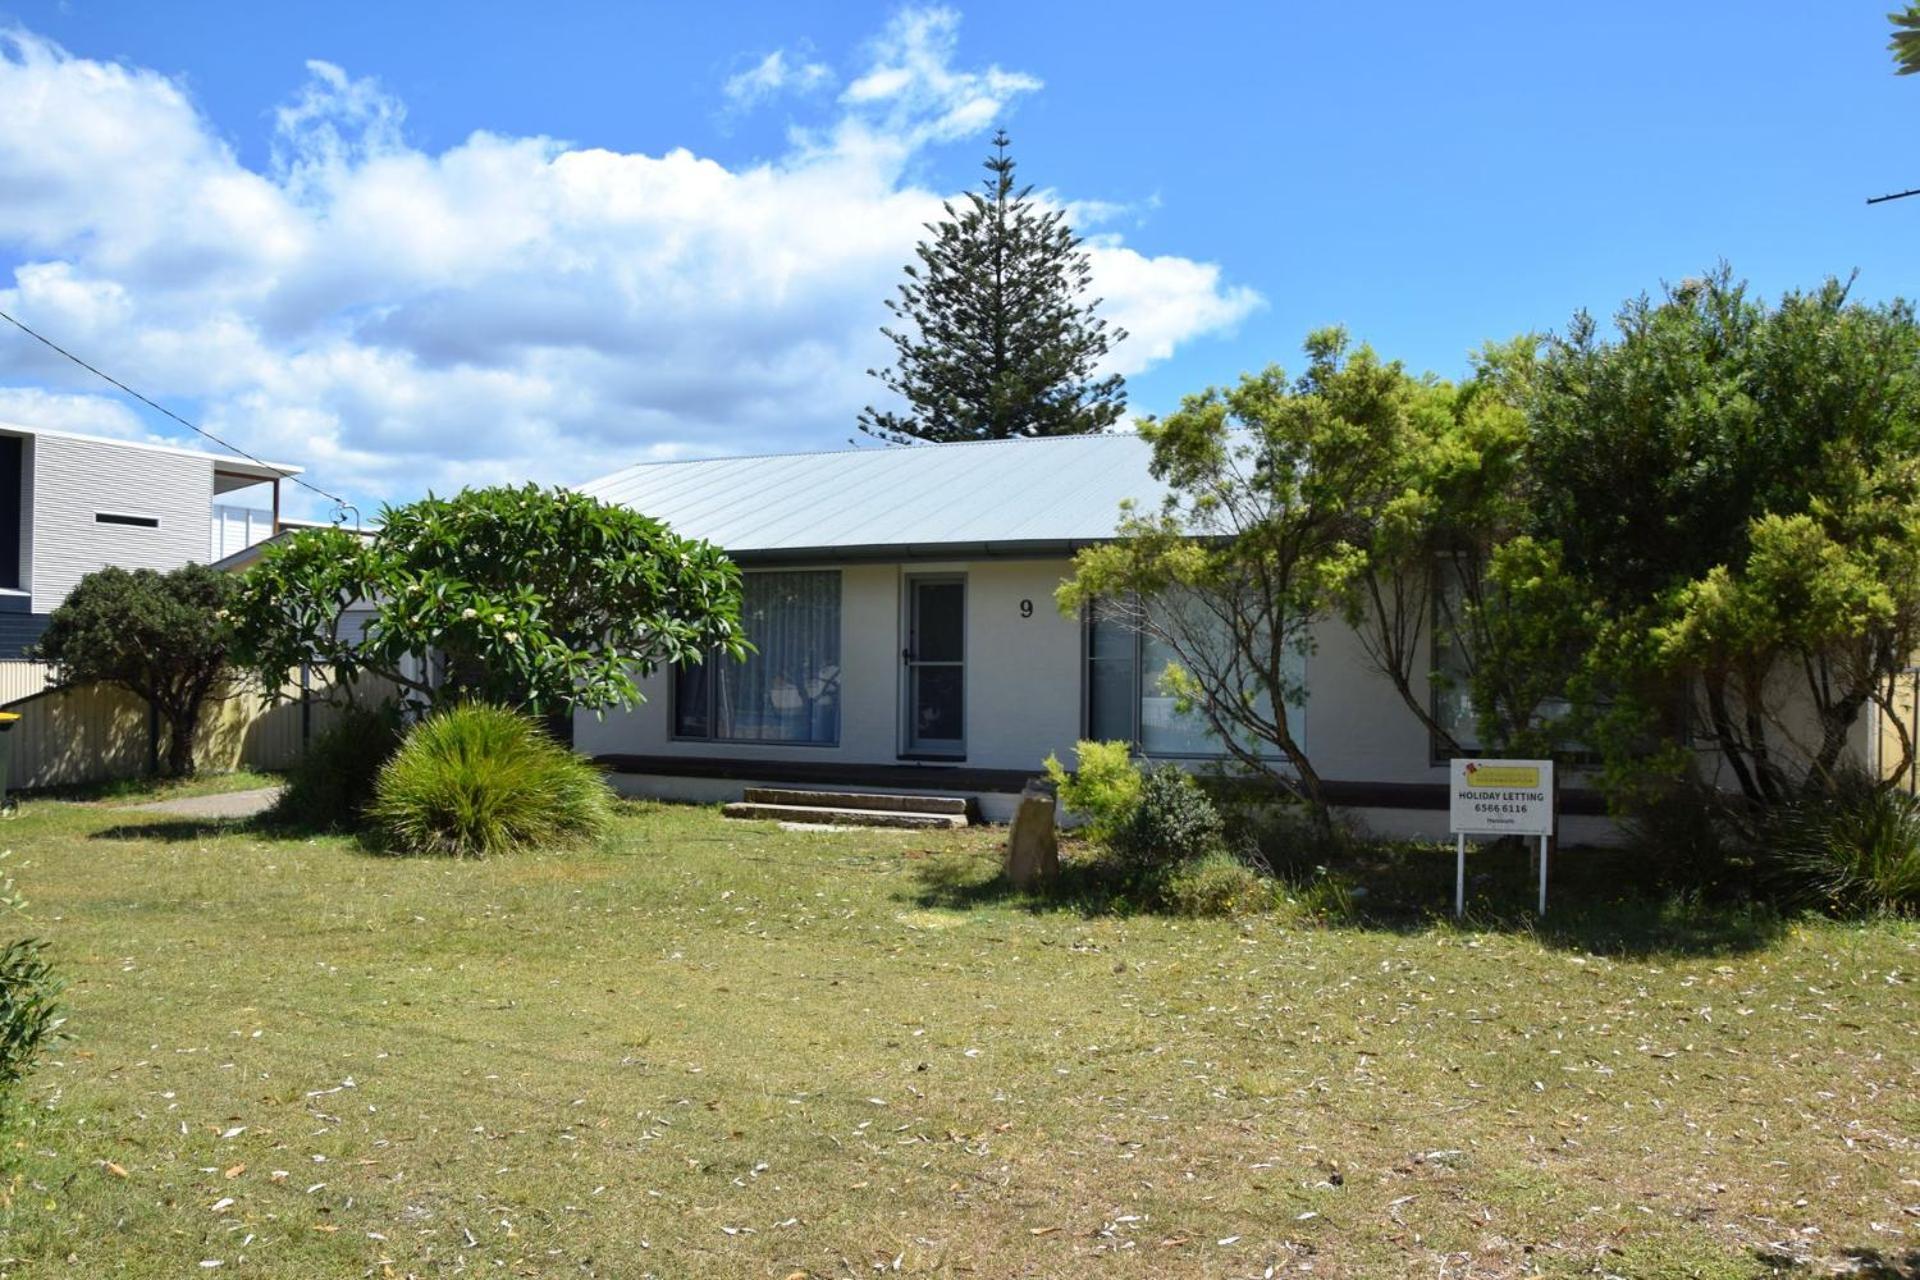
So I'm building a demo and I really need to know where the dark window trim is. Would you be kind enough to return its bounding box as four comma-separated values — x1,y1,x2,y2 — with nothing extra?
670,568,843,748
95,511,161,529
1081,595,1297,763
1426,557,1600,768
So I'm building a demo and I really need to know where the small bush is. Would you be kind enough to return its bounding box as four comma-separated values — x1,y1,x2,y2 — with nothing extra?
1286,867,1360,922
369,704,613,858
1158,852,1271,917
1223,800,1359,878
1621,783,1736,893
0,937,62,1110
272,702,405,830
1044,740,1143,845
1755,773,1920,916
1111,765,1227,870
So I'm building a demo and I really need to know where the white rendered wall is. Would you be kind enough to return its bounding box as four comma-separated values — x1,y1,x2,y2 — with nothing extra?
575,559,1088,775
580,554,1879,839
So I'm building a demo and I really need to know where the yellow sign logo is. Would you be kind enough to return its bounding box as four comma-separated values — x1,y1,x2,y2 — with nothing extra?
1462,763,1541,789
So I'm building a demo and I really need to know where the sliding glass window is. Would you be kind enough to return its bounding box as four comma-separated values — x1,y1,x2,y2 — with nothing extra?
1429,556,1580,758
673,570,841,746
1084,595,1303,759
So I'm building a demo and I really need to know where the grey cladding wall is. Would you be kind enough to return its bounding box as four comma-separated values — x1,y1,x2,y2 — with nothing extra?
28,433,214,607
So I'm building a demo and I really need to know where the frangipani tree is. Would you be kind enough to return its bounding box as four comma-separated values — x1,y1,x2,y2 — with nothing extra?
231,485,746,716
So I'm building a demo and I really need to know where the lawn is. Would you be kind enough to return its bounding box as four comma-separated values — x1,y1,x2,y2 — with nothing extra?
0,791,1914,1278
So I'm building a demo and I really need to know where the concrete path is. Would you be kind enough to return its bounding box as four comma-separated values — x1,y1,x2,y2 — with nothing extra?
119,787,282,820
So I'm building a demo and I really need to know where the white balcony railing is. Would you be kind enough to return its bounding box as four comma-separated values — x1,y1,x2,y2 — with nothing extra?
211,504,275,562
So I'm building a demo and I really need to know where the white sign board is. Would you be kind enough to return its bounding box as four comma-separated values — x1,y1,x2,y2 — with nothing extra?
1449,758,1555,837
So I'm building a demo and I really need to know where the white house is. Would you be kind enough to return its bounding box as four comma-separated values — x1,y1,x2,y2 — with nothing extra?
0,421,298,658
575,432,1865,837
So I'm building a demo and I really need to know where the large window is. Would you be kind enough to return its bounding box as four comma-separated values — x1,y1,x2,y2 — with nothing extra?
1085,597,1303,759
673,570,841,745
1429,560,1577,757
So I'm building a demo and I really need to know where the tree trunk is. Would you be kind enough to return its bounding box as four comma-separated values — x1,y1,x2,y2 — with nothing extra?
165,708,199,778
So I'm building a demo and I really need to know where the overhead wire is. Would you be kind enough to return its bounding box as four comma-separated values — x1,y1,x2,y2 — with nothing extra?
0,306,357,522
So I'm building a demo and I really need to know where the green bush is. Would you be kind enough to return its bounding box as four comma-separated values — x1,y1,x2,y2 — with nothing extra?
1111,764,1227,870
1223,800,1360,878
1043,740,1143,845
0,937,62,1111
1754,773,1920,917
1621,783,1737,893
369,704,613,858
1285,867,1360,922
272,702,405,830
1158,851,1271,917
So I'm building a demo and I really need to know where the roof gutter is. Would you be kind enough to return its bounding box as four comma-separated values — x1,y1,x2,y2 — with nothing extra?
728,538,1113,566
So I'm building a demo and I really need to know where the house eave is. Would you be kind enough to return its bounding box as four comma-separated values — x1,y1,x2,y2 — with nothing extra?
728,538,1114,566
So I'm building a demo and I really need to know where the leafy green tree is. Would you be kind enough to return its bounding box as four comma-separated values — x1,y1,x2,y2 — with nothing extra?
1058,331,1426,826
859,131,1127,444
33,564,236,777
1524,270,1920,802
230,485,747,716
1337,336,1591,756
1893,3,1920,76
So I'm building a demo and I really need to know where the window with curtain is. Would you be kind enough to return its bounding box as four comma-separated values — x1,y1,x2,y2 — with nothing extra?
1085,596,1302,758
673,570,841,745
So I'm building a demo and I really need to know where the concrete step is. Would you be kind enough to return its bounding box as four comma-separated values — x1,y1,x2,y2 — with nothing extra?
722,801,967,830
742,787,969,816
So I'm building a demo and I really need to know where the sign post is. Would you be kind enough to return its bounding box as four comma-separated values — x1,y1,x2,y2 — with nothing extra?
1447,758,1556,917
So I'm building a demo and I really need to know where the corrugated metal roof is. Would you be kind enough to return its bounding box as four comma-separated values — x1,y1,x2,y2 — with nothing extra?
577,434,1167,560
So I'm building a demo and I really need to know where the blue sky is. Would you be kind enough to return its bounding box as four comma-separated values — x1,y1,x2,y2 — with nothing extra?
0,2,1911,517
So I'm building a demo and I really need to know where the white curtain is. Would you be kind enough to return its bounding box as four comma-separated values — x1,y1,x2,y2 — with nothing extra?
716,571,841,744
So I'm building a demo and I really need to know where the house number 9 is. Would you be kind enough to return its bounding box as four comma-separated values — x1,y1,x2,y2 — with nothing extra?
1019,599,1034,618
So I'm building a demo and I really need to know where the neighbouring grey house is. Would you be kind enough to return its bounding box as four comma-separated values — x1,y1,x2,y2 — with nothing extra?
576,432,1868,837
0,420,299,658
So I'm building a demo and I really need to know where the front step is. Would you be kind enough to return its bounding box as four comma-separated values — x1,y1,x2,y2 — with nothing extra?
722,801,967,830
742,787,968,816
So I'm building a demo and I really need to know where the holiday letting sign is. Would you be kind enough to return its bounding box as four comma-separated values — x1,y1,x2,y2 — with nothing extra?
1448,758,1555,838
1446,757,1558,916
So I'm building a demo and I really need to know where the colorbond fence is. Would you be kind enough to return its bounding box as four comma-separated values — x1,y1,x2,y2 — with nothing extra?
0,670,402,792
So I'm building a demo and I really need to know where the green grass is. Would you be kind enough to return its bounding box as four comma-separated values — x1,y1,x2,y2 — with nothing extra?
0,799,1914,1277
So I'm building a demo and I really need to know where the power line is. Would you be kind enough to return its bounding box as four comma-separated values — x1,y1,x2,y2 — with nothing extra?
1867,186,1920,205
0,305,355,516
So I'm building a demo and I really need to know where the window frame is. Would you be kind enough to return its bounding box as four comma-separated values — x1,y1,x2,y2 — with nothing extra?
94,511,162,529
670,567,843,749
1080,596,1302,762
1426,556,1594,766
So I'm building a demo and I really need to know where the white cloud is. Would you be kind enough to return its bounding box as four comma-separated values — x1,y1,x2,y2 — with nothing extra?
723,49,833,109
0,385,148,439
0,12,1259,519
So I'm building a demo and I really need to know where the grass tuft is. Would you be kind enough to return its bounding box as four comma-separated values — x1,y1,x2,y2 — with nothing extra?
368,703,612,857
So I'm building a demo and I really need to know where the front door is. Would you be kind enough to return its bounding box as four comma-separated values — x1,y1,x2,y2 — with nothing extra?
905,576,965,756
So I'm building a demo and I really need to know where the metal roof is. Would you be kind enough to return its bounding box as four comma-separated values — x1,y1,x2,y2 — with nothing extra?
576,434,1169,562
0,419,303,483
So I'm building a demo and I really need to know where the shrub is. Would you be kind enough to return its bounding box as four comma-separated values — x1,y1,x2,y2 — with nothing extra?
272,702,405,831
1620,783,1737,893
1754,772,1920,917
1158,851,1270,918
1223,800,1360,878
1111,764,1227,870
1043,740,1143,845
0,938,62,1113
1285,867,1360,922
369,705,613,858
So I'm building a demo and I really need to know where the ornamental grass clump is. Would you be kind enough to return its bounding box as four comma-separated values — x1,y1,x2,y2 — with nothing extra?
1753,771,1920,917
369,704,613,858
